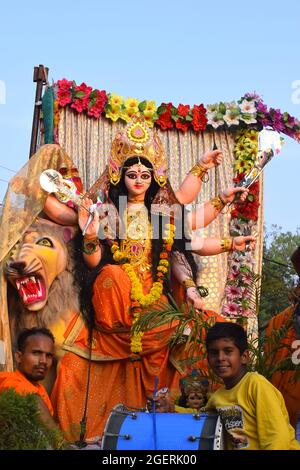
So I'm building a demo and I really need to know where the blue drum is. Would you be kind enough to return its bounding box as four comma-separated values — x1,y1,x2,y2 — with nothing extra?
102,404,225,450
296,413,300,443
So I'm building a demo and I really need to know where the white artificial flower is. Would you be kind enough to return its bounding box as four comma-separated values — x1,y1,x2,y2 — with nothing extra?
223,110,240,126
239,99,256,114
240,113,257,124
207,112,224,129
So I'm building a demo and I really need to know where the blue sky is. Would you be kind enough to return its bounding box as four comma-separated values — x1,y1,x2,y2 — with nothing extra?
0,0,299,232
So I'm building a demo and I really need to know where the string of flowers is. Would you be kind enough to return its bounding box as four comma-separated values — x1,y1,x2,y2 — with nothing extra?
221,129,260,319
110,223,175,354
53,80,300,140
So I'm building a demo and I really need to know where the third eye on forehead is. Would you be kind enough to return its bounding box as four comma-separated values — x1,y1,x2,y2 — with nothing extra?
125,171,151,180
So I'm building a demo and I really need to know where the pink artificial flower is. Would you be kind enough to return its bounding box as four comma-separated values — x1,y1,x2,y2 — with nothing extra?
225,285,242,299
222,302,240,317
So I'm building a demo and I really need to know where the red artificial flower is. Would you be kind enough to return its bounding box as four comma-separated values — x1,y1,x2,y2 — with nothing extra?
71,82,93,113
177,104,190,118
57,79,73,107
175,119,189,132
156,103,174,130
156,110,173,130
87,89,108,119
191,104,208,132
231,173,260,221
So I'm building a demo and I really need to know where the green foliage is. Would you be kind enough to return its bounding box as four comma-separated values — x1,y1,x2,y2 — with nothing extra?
0,389,65,450
134,296,299,383
247,315,300,381
259,224,300,326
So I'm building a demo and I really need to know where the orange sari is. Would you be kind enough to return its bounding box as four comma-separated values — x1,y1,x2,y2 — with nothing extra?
51,262,222,440
51,265,182,440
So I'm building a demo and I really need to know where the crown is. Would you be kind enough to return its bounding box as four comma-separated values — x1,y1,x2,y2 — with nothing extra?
108,114,168,187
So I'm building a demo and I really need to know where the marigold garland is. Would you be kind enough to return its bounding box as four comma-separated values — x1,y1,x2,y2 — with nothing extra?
110,223,175,353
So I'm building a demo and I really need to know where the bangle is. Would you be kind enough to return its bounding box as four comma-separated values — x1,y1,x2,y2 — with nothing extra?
183,278,196,290
210,195,226,212
82,237,100,255
220,237,233,252
189,164,208,182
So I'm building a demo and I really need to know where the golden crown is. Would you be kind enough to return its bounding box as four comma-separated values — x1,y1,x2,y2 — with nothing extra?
108,114,168,187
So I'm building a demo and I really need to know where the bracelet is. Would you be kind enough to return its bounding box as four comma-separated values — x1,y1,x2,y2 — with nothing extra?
183,278,197,290
220,237,233,252
82,236,100,255
210,195,226,212
189,163,208,182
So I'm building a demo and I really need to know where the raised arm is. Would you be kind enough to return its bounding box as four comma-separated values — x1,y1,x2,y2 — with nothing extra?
187,187,249,230
43,194,78,225
191,235,256,256
78,197,102,269
175,150,223,204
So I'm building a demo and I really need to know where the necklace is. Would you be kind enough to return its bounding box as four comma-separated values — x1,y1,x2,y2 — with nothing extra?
111,221,175,353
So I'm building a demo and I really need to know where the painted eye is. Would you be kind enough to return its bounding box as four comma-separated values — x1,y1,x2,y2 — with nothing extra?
126,173,137,179
141,174,151,180
36,237,53,247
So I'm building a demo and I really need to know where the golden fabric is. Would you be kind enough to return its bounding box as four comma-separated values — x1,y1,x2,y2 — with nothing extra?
0,144,78,371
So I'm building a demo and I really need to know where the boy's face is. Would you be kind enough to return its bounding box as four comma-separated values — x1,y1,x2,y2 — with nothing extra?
207,338,248,388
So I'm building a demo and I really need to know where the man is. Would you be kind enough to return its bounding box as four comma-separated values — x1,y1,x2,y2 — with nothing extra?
0,327,55,422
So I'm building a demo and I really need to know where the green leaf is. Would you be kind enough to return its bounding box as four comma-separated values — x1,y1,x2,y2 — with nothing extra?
74,91,86,99
138,100,147,112
218,102,226,114
157,105,167,114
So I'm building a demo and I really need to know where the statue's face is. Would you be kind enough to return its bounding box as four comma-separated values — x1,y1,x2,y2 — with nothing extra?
124,164,152,199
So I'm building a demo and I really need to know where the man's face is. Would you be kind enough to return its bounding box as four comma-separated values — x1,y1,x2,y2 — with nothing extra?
207,338,248,387
15,334,54,384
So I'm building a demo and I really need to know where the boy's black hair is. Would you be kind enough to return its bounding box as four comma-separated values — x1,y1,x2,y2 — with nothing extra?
205,322,248,354
17,327,55,352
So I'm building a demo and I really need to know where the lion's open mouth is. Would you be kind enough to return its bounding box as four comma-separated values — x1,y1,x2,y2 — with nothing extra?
15,276,46,305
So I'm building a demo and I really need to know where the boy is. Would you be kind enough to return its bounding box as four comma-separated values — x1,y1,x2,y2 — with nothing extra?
205,322,300,450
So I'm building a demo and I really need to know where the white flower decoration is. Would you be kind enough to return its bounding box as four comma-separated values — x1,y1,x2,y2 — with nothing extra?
239,99,256,114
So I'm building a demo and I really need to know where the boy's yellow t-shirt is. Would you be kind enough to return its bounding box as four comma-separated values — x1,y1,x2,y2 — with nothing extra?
205,372,300,450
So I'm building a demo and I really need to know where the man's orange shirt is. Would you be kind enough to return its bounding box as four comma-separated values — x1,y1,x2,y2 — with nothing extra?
0,369,53,416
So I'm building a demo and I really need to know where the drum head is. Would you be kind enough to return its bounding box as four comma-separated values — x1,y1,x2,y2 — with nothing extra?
102,407,225,450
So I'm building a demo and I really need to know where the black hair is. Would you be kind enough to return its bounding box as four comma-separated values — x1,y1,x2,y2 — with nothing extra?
205,322,248,354
17,327,55,352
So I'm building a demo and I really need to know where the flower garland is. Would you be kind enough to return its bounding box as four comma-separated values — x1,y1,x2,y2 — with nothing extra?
53,80,300,141
111,223,175,353
221,129,260,319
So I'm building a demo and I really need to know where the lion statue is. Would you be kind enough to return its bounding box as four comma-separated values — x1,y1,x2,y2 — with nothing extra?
5,217,79,389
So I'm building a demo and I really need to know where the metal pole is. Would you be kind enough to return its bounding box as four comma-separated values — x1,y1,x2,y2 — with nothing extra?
29,64,49,158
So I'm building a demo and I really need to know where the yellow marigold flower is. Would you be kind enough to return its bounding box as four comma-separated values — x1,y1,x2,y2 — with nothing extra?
120,108,139,123
158,260,169,267
143,115,155,128
105,108,122,122
109,93,124,111
125,97,139,110
234,159,253,174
